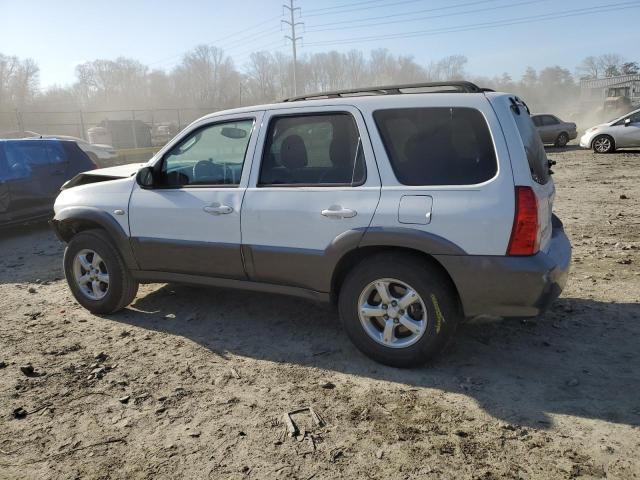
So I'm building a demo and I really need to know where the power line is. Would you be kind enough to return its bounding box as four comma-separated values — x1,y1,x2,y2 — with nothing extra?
304,0,536,31
147,14,282,67
303,0,498,17
304,1,640,47
150,27,284,70
282,0,304,95
306,0,549,33
304,0,421,14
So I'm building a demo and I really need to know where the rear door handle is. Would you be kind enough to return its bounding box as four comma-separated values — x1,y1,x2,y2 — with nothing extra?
203,204,233,215
321,206,357,219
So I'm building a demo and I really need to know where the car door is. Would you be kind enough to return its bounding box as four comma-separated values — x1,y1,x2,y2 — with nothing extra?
541,115,560,143
0,146,11,224
128,112,263,279
617,111,640,147
241,106,381,293
41,141,72,200
3,141,55,221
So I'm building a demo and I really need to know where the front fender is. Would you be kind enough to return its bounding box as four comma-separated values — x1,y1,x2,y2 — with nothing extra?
50,207,139,269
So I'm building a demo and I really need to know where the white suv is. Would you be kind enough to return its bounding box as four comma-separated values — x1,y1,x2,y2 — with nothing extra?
51,82,571,367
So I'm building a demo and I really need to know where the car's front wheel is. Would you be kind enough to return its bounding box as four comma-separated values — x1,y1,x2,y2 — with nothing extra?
592,135,615,153
64,229,138,314
338,253,460,367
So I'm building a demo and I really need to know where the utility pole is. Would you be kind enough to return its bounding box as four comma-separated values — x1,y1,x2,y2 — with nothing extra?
282,0,303,95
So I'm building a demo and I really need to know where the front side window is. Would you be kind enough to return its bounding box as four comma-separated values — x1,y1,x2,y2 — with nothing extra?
159,119,253,187
628,111,640,123
542,115,560,126
374,107,497,186
259,113,365,186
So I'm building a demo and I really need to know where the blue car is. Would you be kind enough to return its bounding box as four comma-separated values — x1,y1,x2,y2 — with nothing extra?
0,139,96,226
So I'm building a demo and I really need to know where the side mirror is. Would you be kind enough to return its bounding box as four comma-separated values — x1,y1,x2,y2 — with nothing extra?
221,127,247,139
624,118,631,127
136,166,156,188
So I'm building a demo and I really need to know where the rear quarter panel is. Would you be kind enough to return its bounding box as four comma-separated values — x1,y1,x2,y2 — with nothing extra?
358,94,515,256
487,94,555,252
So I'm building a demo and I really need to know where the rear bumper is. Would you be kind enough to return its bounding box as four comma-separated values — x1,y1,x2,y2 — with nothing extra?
436,219,571,318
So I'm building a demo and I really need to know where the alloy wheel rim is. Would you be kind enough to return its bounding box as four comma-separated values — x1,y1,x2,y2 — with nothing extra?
595,137,610,152
357,278,428,349
73,249,109,300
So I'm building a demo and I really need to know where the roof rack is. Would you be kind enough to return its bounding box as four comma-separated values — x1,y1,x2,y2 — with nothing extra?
282,81,484,102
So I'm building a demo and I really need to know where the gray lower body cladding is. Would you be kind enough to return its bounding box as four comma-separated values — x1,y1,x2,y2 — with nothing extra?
436,224,571,318
51,210,571,319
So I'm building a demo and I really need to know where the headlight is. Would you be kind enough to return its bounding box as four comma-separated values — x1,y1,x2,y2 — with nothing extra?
586,127,598,134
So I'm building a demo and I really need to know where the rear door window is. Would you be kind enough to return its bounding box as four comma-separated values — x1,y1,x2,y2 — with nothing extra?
259,113,365,186
511,102,550,185
373,107,497,186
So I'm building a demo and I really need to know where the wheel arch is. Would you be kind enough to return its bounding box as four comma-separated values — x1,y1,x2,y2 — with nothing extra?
50,207,138,269
591,133,615,151
330,245,464,317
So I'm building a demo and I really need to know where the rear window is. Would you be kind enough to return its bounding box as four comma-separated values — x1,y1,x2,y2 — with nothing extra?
510,104,550,185
373,107,497,186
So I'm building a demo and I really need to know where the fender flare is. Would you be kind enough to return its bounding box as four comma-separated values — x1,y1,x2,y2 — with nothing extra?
327,226,466,296
359,227,466,255
50,207,139,269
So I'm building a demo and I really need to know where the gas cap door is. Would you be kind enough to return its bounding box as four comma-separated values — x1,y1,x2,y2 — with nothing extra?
398,195,433,225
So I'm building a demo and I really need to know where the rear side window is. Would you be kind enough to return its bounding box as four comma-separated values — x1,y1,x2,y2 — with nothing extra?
259,113,365,186
511,104,550,185
373,107,497,186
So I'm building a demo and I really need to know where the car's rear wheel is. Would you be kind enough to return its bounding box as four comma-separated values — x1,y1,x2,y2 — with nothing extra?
64,229,138,314
555,132,569,148
338,253,460,367
593,135,615,153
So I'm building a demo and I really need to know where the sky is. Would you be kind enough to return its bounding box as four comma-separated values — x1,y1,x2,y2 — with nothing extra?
1,0,639,89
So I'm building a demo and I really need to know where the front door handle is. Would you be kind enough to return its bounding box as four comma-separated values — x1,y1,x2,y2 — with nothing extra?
203,203,233,215
321,206,357,219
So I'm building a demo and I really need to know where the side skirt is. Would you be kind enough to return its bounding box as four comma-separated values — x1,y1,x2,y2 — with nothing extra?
130,270,331,303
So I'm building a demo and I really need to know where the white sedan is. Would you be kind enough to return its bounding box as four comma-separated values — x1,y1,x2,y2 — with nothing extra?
580,108,640,153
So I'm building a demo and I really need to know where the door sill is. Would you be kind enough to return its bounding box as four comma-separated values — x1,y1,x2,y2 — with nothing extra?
131,270,331,303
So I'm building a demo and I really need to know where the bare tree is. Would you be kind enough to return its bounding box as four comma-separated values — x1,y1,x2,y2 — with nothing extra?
599,53,624,77
245,51,278,103
621,62,639,75
0,54,40,109
577,56,601,79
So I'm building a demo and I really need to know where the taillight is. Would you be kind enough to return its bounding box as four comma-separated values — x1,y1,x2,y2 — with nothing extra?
507,186,539,256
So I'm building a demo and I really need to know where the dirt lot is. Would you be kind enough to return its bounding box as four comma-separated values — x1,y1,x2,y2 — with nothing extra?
1,147,639,480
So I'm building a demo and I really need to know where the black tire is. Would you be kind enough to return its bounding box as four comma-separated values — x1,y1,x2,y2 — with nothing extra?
555,132,569,148
592,135,615,154
63,229,139,314
338,253,460,368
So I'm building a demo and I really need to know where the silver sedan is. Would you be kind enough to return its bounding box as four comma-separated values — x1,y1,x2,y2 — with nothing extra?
531,114,577,147
580,108,640,153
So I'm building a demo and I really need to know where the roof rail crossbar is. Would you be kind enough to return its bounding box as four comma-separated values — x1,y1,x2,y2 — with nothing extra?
282,81,483,102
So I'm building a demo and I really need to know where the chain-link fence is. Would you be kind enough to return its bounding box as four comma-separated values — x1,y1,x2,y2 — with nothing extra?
0,108,216,149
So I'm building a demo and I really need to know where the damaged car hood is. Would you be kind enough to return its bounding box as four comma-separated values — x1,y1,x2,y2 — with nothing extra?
62,163,146,190
89,163,147,178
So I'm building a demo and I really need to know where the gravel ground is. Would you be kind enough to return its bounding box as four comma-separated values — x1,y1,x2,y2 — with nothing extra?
0,147,639,480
